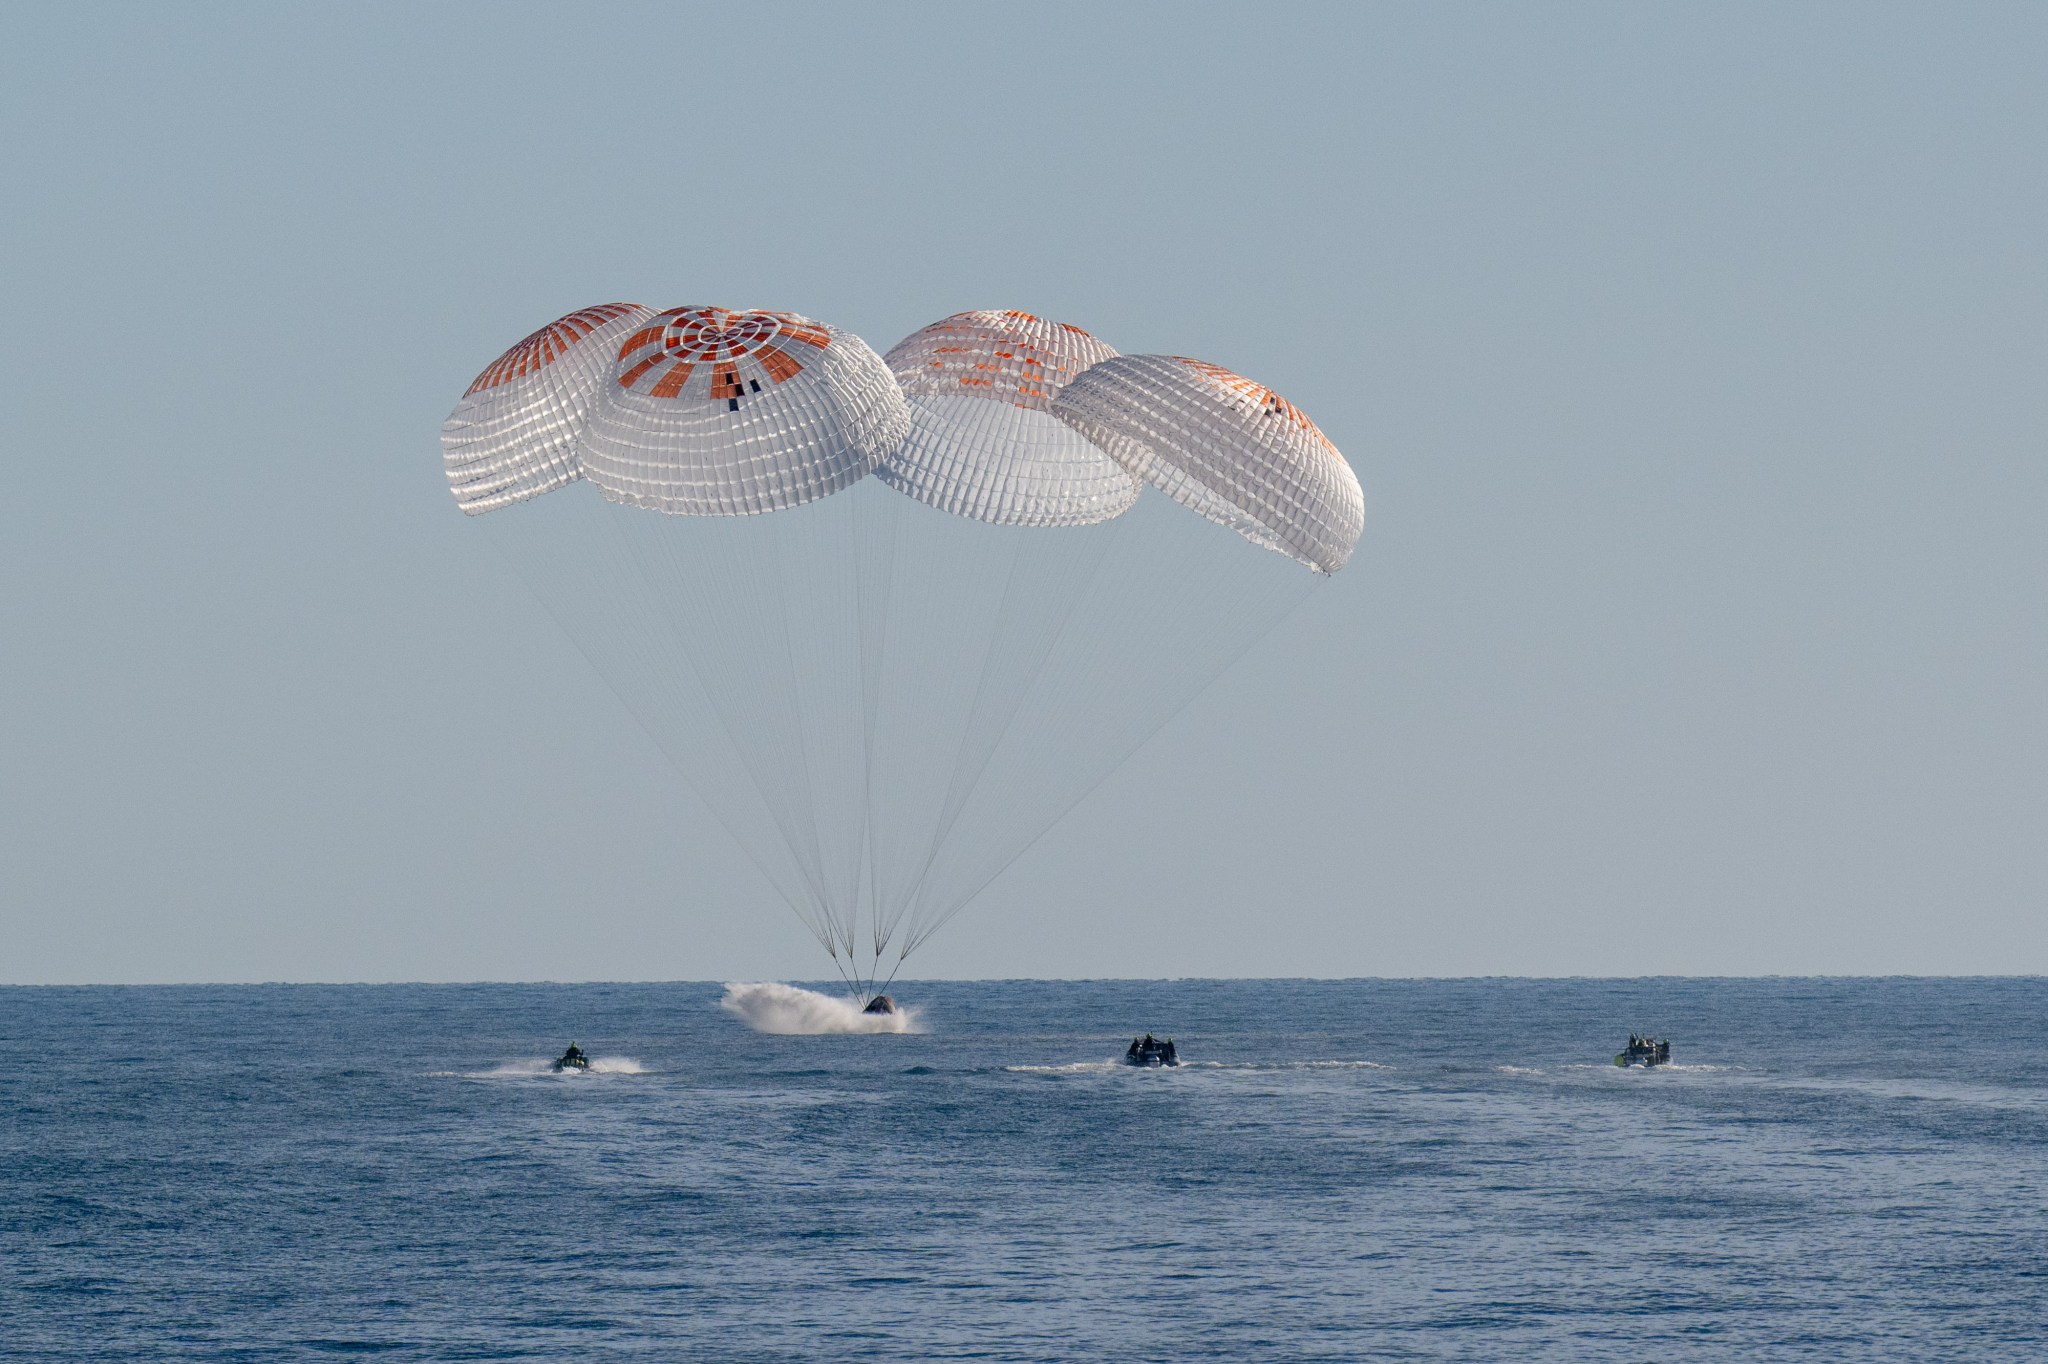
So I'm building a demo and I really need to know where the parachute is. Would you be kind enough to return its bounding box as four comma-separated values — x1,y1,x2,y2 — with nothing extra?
443,303,653,513
880,309,1134,526
445,304,1362,999
1051,353,1365,575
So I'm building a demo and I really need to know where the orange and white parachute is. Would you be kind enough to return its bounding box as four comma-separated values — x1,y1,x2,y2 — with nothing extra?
442,302,1360,569
1050,354,1364,574
583,307,907,517
440,302,1361,998
442,303,652,514
879,310,1135,527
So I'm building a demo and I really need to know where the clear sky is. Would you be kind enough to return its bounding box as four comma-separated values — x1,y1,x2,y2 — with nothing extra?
3,3,2042,983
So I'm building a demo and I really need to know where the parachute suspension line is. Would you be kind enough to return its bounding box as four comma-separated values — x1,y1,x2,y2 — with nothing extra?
942,520,1119,836
901,577,1327,950
876,524,1034,951
493,486,1333,984
605,496,844,954
875,948,909,1000
861,487,1036,967
859,485,926,970
814,494,881,984
892,514,1110,951
897,516,1127,946
894,502,1325,957
490,480,1328,986
766,507,849,961
478,501,826,947
744,504,839,957
739,489,887,990
901,573,1318,954
885,515,1122,948
852,489,901,973
628,504,837,934
670,520,847,955
815,923,865,1002
626,512,795,909
791,493,873,979
825,935,858,998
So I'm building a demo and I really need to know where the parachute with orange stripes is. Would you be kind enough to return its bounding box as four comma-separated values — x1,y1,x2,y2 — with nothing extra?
441,303,1361,1002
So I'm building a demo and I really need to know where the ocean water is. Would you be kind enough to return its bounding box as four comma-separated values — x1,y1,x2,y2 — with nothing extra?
4,977,2045,1361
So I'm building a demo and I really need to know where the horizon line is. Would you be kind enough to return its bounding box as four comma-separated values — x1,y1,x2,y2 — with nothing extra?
5,973,2043,989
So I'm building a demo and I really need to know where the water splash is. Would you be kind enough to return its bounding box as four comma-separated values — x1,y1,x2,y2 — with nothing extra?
719,982,919,1035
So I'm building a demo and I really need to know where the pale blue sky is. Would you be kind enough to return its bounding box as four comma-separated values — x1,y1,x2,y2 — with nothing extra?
2,3,2042,983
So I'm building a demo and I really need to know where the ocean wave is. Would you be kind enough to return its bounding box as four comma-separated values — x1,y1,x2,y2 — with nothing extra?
1766,1074,2048,1109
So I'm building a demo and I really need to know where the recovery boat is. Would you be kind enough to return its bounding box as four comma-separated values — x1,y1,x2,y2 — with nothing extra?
1614,1034,1670,1068
1123,1034,1180,1067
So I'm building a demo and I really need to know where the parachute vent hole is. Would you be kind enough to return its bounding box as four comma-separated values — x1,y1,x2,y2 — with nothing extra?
749,379,761,392
728,397,740,412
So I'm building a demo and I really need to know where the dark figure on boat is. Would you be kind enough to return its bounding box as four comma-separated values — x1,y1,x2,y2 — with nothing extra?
1614,1033,1670,1068
552,1042,590,1072
1124,1033,1179,1067
863,995,897,1015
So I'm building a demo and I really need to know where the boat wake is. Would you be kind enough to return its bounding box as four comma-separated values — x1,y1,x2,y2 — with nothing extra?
1181,1059,1389,1071
719,981,919,1035
1006,1058,1387,1074
454,1057,649,1078
1550,1061,1743,1075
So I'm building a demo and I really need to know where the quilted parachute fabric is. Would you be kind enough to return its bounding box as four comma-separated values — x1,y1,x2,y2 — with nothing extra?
1051,354,1364,574
579,307,909,517
441,303,655,515
878,310,1136,527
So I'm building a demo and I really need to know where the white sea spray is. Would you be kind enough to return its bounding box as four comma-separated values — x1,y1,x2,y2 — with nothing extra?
718,981,919,1035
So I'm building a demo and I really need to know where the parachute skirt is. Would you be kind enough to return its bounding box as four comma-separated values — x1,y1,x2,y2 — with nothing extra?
879,397,1139,527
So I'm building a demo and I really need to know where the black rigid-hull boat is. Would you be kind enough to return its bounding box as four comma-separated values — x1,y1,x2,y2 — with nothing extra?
552,1043,591,1072
1123,1034,1179,1067
1614,1034,1670,1068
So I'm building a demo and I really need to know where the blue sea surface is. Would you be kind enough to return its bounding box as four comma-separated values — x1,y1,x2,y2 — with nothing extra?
4,978,2045,1360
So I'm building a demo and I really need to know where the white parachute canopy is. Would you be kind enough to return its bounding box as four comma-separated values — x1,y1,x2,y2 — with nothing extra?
442,303,653,514
879,310,1135,526
446,304,1362,997
1051,354,1365,575
583,307,908,515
